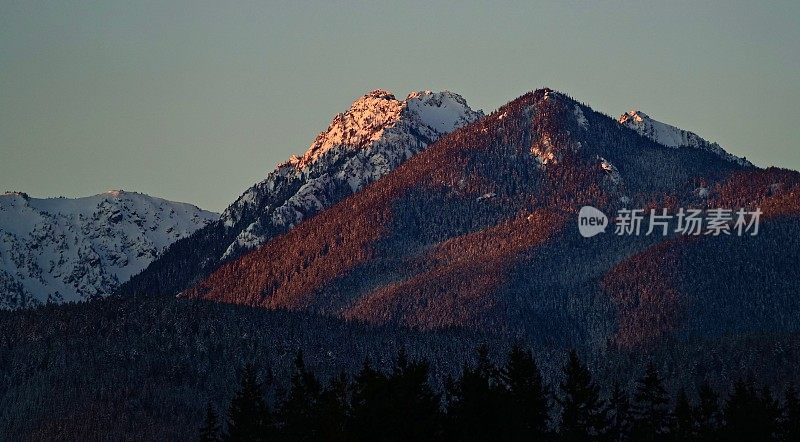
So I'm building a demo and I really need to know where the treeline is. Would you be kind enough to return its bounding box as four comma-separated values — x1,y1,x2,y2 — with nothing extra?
200,347,800,441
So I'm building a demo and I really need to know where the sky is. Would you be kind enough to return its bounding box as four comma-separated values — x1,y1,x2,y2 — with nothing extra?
1,1,798,212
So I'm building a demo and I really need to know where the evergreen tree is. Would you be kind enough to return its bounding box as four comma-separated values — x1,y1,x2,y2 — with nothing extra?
317,372,350,442
350,358,391,441
557,350,608,440
725,377,780,440
722,376,780,440
756,385,780,440
723,377,757,440
226,363,273,441
782,383,800,441
200,402,222,442
445,346,505,441
499,345,550,440
348,350,442,441
606,380,630,442
694,381,720,441
671,389,693,441
279,351,324,441
387,349,442,441
630,363,670,441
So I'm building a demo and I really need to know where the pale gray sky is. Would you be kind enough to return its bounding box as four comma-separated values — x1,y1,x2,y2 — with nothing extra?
2,1,798,212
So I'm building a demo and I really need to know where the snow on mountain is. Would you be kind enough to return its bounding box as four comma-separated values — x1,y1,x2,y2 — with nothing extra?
0,190,216,308
573,104,589,129
218,89,483,259
618,110,752,167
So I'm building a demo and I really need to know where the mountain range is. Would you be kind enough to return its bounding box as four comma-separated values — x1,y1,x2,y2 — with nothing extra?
3,88,768,315
117,89,483,297
0,190,216,308
181,88,798,349
119,88,764,312
2,87,799,439
4,87,787,336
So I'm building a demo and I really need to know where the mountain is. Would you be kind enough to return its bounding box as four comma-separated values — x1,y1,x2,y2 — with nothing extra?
185,88,800,349
0,190,216,308
618,110,753,166
118,89,482,296
2,88,799,440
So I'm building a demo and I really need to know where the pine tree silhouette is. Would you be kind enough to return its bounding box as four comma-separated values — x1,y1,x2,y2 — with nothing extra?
499,345,550,440
207,349,798,442
350,358,391,441
226,363,273,441
317,372,350,442
723,377,769,441
782,382,800,441
279,351,324,441
606,380,630,442
199,402,222,442
630,363,670,441
756,385,780,440
557,350,608,440
694,381,720,441
445,346,505,440
672,389,693,441
387,348,442,441
722,377,781,440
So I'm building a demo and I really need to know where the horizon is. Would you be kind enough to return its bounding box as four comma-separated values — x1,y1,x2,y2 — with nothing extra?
2,1,798,212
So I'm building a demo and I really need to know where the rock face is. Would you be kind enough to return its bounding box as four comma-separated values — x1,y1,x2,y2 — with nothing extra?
0,190,216,308
117,89,483,296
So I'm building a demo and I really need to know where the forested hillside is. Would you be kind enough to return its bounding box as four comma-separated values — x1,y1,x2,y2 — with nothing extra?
186,89,800,348
1,294,799,440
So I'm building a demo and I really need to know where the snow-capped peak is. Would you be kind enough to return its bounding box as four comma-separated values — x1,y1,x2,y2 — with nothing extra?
619,110,752,167
404,90,481,133
218,89,482,260
618,110,649,125
299,89,482,168
0,191,217,308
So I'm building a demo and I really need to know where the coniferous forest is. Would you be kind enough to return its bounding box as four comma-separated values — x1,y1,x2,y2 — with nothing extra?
201,347,800,442
2,294,800,440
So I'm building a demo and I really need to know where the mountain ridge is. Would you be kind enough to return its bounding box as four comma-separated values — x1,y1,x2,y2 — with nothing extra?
118,89,482,297
618,109,752,167
184,88,799,349
0,190,216,308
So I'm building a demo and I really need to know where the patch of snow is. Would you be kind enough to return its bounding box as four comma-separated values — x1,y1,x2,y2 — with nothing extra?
598,157,622,185
574,105,588,129
405,90,479,133
618,110,752,167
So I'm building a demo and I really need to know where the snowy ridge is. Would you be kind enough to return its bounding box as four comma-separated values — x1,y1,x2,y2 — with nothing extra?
300,89,481,167
0,190,216,308
218,89,482,259
618,110,752,167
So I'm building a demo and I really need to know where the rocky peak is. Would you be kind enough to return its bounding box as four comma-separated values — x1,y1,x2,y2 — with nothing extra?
298,89,482,168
